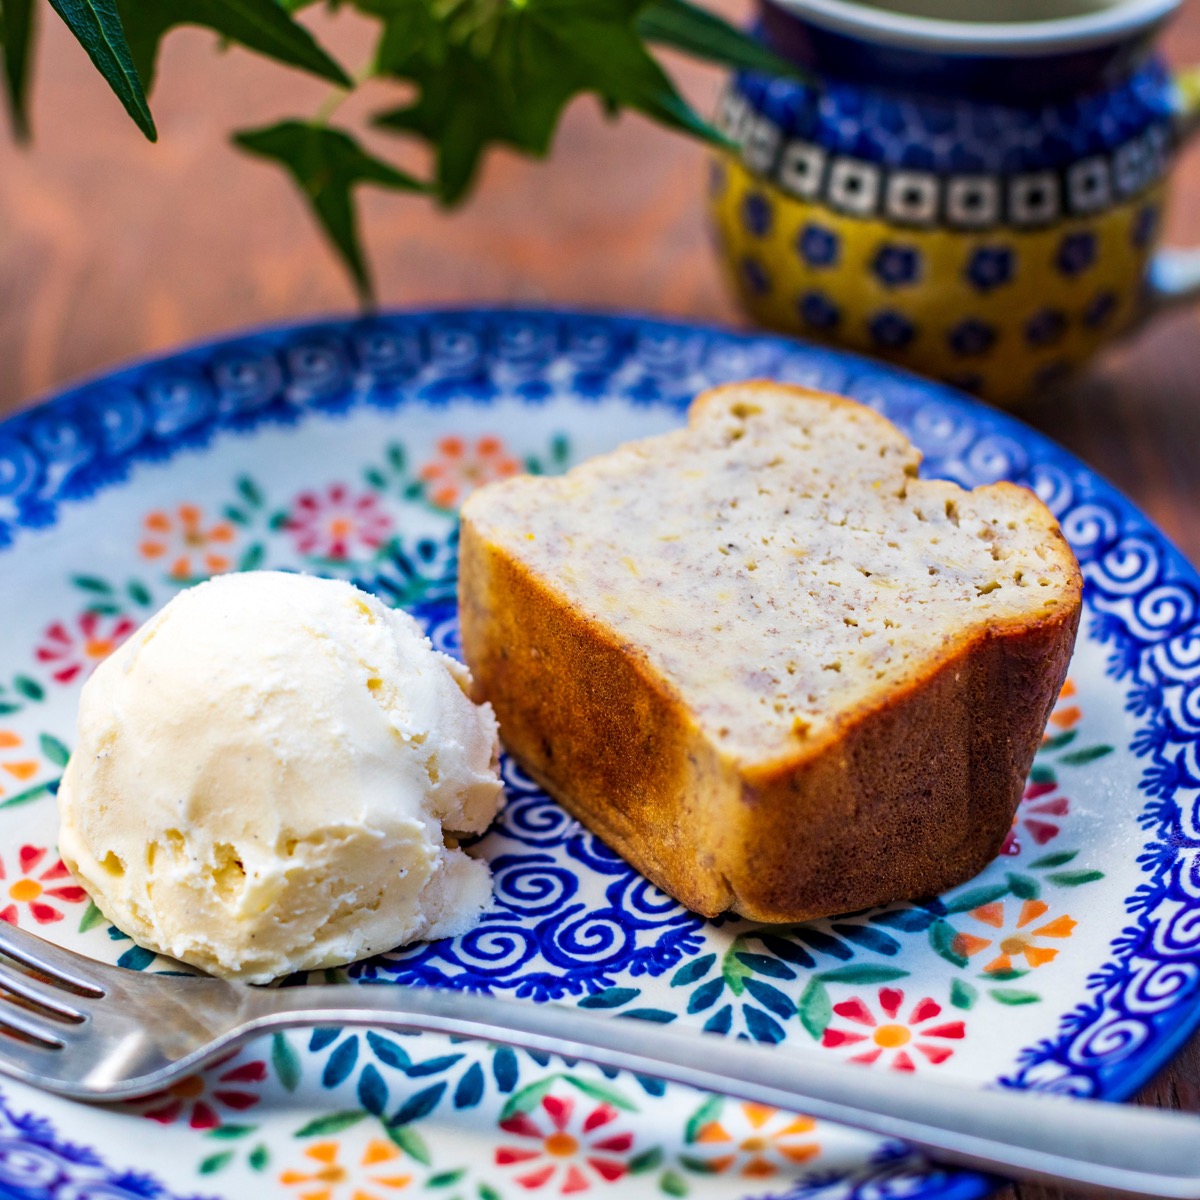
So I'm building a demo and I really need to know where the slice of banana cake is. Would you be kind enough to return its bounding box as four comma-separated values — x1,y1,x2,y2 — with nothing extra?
459,382,1082,921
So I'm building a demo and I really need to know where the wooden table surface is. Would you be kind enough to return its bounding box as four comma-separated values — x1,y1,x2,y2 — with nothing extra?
2,4,1200,1198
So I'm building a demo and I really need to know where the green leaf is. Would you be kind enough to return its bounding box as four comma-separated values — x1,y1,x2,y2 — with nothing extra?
13,675,44,701
684,1094,722,1144
234,120,426,300
816,964,909,984
943,882,1009,914
272,1032,301,1092
47,0,155,138
499,1076,558,1121
1006,872,1040,900
797,976,831,1040
1046,869,1104,887
563,1074,638,1111
1,0,36,138
636,0,799,79
989,988,1040,1006
950,979,977,1010
198,1151,234,1174
0,781,51,810
383,1120,431,1163
39,733,71,767
294,1110,366,1137
1058,745,1114,766
115,0,350,93
206,1124,257,1140
370,0,727,206
1029,849,1078,869
78,901,105,933
929,918,968,968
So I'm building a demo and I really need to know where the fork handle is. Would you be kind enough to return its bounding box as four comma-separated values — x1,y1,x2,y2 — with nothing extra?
236,984,1200,1198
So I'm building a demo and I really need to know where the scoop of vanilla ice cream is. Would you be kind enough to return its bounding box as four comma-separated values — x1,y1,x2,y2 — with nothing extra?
56,571,504,983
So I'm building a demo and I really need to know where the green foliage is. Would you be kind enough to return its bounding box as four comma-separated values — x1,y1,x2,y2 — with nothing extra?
10,0,776,296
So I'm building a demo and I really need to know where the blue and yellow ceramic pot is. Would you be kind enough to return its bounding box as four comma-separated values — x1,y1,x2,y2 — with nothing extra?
709,0,1200,405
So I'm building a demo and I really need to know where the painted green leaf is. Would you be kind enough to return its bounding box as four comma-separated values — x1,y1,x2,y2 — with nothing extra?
579,986,639,1008
198,1151,234,1174
989,988,1040,1006
943,882,1009,914
628,1146,665,1174
670,953,715,987
929,919,968,968
206,1123,256,1140
564,1074,639,1111
499,1076,558,1122
1058,745,1113,766
384,1120,431,1163
950,978,977,1010
684,1094,722,1144
816,964,909,984
47,0,155,138
78,901,105,933
1029,849,1078,869
272,1032,301,1091
39,733,71,767
235,120,427,300
1005,872,1039,900
13,675,44,701
294,1110,367,1137
1046,869,1104,887
797,976,832,1040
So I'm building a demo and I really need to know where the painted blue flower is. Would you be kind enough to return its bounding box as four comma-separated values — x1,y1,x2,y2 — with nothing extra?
1132,204,1159,249
871,243,921,288
1025,309,1068,348
796,223,840,268
868,310,916,350
740,191,773,238
1084,291,1118,329
798,292,841,331
741,256,771,296
948,319,997,358
1056,232,1097,277
965,246,1014,293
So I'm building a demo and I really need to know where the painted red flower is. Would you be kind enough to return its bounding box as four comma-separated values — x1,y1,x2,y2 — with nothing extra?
284,484,393,562
138,1056,267,1130
0,846,87,926
140,503,237,581
419,435,521,510
35,611,137,684
821,987,965,1071
496,1092,634,1192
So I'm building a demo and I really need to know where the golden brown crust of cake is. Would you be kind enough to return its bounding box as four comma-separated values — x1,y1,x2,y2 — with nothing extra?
458,382,1083,921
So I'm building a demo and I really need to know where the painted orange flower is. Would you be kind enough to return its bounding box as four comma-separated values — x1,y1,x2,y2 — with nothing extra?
36,611,137,684
140,503,236,580
280,1139,410,1200
284,484,393,562
0,731,40,803
688,1102,820,1178
419,435,521,509
0,845,87,926
138,1056,266,1130
954,899,1077,974
496,1093,633,1191
821,987,965,1071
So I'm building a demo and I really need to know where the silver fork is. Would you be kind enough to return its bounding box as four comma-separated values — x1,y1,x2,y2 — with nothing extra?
1,919,1198,1198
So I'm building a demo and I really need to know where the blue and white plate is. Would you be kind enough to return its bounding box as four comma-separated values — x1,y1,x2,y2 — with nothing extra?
0,309,1196,1200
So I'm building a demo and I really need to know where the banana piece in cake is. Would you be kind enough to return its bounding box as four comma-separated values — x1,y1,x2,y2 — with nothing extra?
458,382,1082,922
